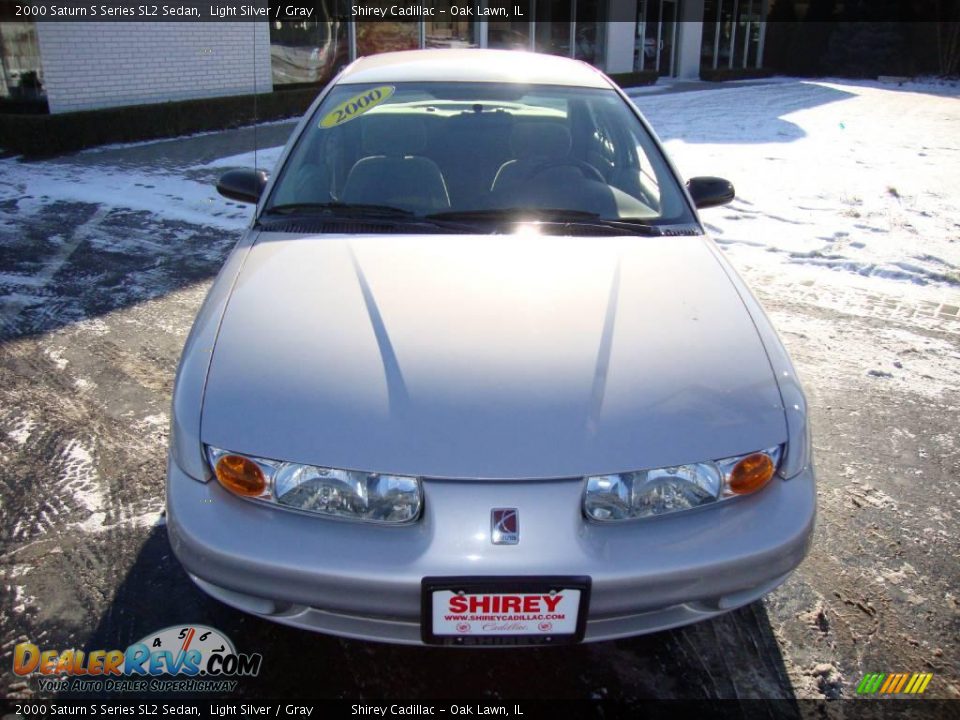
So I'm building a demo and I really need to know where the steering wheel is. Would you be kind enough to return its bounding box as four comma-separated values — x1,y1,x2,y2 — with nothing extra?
527,159,606,184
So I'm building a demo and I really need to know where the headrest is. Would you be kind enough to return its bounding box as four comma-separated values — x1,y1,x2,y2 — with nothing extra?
361,115,427,156
511,123,572,159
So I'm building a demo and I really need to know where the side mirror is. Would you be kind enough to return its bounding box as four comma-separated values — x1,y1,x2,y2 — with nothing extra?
686,176,735,209
216,168,268,204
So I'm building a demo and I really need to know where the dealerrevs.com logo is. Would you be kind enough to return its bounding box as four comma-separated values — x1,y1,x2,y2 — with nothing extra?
13,625,261,693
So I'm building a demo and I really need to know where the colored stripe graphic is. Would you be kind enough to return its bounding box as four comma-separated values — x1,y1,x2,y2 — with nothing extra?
856,673,881,694
893,674,909,693
880,674,897,693
904,674,922,693
856,672,932,695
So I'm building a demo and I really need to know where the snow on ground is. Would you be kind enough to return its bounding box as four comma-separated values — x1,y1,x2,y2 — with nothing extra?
0,158,251,231
199,145,285,172
634,79,960,304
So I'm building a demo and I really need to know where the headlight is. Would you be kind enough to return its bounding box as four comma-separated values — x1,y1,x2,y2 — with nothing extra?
583,445,782,522
207,447,422,524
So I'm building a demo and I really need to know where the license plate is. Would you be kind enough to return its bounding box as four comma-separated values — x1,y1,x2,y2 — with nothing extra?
421,576,590,646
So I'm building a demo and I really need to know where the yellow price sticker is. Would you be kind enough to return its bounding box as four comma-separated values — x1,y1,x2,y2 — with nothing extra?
319,86,395,129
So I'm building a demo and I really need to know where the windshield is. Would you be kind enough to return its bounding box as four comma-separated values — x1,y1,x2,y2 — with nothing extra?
265,82,696,229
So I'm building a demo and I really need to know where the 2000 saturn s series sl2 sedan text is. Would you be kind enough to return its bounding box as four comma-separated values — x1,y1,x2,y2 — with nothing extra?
166,49,815,646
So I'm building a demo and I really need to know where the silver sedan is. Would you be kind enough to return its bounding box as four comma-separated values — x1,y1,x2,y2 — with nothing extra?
166,49,815,646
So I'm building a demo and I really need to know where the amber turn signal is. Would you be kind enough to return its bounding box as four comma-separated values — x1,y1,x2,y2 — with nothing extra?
728,452,775,495
215,454,267,497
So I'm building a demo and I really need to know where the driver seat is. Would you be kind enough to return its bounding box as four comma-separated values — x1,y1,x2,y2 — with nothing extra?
490,123,576,193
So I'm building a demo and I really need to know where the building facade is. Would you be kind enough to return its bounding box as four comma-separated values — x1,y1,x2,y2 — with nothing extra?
0,1,771,114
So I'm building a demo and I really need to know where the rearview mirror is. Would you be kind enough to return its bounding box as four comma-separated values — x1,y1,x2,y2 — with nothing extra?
216,168,268,204
686,176,735,209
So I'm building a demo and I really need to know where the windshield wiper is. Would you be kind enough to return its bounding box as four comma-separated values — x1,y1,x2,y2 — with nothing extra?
587,219,666,236
427,207,601,222
258,203,482,234
264,202,414,218
426,208,665,236
261,204,673,236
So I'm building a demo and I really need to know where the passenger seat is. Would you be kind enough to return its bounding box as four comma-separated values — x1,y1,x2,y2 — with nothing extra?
341,115,451,215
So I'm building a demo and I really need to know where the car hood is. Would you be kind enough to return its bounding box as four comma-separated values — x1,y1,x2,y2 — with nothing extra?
201,233,786,479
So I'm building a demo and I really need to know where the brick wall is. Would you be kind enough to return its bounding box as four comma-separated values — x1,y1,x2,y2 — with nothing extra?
36,22,273,114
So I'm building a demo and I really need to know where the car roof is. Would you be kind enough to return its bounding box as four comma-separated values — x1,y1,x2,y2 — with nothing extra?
337,49,612,89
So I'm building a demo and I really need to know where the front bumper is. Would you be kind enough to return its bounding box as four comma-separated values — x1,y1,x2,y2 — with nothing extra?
167,458,815,645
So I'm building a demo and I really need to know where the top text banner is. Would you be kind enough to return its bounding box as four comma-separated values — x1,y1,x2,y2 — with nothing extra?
0,0,537,21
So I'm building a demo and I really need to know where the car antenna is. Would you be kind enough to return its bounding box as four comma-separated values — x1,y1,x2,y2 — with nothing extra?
252,17,258,177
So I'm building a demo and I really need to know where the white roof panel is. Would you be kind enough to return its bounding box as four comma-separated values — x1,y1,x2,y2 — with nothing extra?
338,49,612,89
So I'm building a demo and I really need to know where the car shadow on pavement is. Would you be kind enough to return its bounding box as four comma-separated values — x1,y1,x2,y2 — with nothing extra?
61,525,801,703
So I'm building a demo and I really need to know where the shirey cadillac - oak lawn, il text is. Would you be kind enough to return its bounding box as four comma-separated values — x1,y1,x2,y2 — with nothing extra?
166,49,815,646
